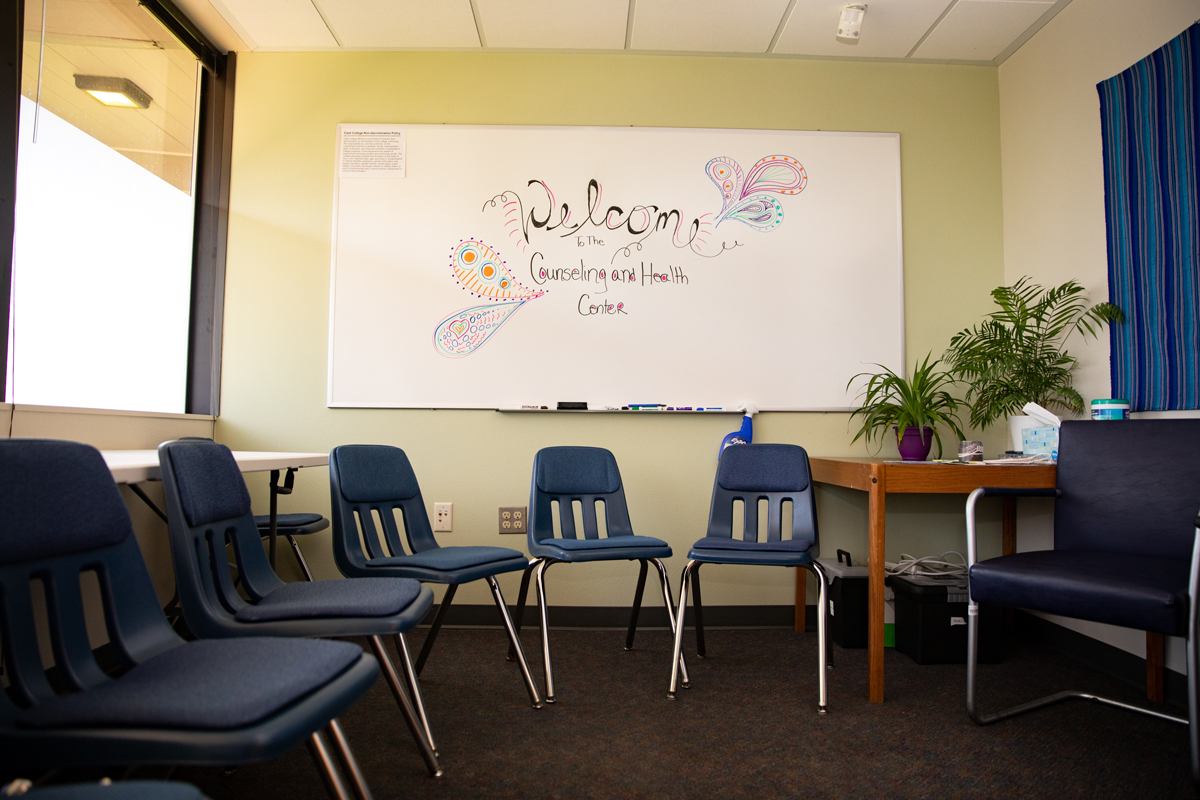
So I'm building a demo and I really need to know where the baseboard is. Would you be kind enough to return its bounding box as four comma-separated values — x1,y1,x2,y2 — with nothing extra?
1016,612,1188,710
422,603,801,629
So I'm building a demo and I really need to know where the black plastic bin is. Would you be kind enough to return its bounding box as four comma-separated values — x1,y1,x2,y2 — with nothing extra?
887,573,1002,664
817,552,868,649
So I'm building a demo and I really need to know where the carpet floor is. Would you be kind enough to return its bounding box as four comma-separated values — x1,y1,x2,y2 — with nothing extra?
158,626,1191,799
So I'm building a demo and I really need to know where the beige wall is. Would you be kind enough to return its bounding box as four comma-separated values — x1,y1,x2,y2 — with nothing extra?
999,0,1200,670
217,51,1010,608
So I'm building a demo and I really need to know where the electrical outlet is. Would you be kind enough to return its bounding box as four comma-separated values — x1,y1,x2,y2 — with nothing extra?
499,506,527,534
433,502,453,532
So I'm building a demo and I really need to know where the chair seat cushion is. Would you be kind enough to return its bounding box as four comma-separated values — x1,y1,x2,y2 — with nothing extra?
18,638,360,731
254,513,327,531
969,549,1191,636
541,535,668,551
366,545,525,571
691,536,813,552
235,577,422,622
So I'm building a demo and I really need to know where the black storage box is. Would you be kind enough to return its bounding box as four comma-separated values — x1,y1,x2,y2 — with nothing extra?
817,554,868,649
887,574,1002,664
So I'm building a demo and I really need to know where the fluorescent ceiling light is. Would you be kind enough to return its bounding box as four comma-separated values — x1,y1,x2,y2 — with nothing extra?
73,75,152,109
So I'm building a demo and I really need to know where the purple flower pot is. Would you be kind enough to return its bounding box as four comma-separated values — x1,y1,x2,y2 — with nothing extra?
895,426,934,461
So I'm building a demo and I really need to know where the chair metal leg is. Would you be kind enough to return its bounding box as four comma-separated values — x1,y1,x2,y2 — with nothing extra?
367,635,442,778
395,632,438,758
416,584,458,676
308,730,353,800
486,575,543,707
691,564,706,658
1187,526,1200,787
286,535,315,582
507,560,538,662
965,600,1186,728
625,559,649,651
668,560,697,698
808,560,829,714
650,557,689,688
536,559,556,703
326,719,374,800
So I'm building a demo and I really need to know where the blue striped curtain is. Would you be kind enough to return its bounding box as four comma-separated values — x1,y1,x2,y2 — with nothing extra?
1099,23,1200,411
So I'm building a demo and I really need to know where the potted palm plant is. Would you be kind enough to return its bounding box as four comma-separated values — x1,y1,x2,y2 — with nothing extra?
944,277,1123,449
847,353,967,461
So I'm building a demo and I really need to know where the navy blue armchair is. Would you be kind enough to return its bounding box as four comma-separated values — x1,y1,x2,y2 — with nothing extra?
668,443,828,709
156,439,442,777
518,446,689,703
965,419,1200,784
0,440,378,800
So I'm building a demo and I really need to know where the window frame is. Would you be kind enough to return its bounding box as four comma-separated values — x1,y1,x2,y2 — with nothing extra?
0,0,233,416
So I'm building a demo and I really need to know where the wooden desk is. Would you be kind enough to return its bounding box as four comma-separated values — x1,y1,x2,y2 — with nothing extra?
808,457,1057,703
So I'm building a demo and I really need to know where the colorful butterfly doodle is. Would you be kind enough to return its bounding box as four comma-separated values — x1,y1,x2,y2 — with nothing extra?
706,155,807,231
433,239,545,358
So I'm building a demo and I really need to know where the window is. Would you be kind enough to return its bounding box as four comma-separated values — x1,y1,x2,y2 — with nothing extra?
3,0,229,414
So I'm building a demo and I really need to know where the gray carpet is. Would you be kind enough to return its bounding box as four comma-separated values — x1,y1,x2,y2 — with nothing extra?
160,626,1192,799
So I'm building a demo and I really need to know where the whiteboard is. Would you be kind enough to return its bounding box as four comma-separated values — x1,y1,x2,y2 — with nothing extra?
328,125,904,410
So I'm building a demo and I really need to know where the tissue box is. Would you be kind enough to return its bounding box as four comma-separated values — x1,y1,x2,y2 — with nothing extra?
1022,426,1059,457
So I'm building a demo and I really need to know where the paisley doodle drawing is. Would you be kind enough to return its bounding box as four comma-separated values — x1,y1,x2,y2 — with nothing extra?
433,239,545,357
705,155,807,231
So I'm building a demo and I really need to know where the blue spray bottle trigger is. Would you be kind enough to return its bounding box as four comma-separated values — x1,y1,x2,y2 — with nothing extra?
719,414,754,458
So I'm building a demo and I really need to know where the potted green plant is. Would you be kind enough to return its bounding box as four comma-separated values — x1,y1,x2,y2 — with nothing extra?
847,353,967,460
944,277,1123,449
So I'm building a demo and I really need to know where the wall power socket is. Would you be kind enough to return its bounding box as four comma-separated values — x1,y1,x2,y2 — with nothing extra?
499,506,527,534
433,502,453,532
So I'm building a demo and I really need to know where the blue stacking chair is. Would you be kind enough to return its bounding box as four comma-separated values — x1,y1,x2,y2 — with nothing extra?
156,439,442,777
668,443,828,710
517,446,689,703
0,440,379,800
965,419,1200,784
328,445,542,707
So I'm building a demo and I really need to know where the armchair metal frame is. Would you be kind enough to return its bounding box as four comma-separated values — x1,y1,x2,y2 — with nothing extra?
965,485,1197,784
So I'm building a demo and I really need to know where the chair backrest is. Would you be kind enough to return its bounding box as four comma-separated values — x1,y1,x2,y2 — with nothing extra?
1055,419,1200,559
529,446,635,543
705,443,818,549
328,445,438,571
0,440,181,716
157,440,286,636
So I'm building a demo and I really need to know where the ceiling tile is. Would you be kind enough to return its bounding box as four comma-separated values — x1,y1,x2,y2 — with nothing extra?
214,0,337,49
631,0,791,53
477,0,629,49
775,0,952,59
913,0,1055,62
317,0,480,48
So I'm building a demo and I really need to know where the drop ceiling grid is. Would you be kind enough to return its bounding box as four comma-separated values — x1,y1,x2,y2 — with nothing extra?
630,0,792,53
476,0,629,50
774,0,953,59
316,0,480,49
217,0,337,49
914,0,1055,61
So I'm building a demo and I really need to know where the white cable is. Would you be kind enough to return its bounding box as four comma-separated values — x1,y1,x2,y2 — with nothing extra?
884,551,968,579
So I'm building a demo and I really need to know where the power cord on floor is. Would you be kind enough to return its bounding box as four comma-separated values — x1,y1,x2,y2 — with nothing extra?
884,551,968,579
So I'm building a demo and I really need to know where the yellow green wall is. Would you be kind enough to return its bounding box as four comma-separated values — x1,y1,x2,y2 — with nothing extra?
217,51,1008,609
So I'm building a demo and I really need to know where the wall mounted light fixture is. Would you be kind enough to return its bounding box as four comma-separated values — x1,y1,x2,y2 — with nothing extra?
73,75,153,108
837,5,866,45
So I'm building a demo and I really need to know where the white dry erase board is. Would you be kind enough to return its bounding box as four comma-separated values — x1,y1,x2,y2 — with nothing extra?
328,124,904,410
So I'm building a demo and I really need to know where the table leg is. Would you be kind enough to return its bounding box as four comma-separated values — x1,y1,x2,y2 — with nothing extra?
1147,631,1165,702
868,464,886,703
1001,497,1017,556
